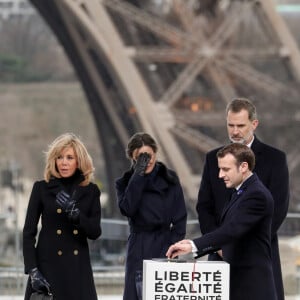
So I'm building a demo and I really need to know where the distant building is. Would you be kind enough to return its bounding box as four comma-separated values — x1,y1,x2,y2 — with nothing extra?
0,0,35,20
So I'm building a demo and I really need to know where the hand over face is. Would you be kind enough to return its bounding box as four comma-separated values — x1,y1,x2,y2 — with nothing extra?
166,240,192,259
134,152,151,176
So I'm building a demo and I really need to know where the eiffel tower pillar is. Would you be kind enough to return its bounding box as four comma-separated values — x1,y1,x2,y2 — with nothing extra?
29,0,300,212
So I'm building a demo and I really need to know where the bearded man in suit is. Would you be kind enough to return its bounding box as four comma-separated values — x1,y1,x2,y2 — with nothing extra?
196,98,289,300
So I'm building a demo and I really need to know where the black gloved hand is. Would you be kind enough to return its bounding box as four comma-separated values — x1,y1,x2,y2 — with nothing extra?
134,152,151,176
56,190,80,224
29,267,51,294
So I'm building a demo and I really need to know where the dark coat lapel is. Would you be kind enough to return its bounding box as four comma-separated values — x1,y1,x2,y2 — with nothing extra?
220,174,257,221
221,190,240,221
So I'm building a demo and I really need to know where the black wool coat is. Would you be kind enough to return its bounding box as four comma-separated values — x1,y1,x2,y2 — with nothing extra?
115,162,187,300
196,136,289,300
23,176,101,300
194,174,277,300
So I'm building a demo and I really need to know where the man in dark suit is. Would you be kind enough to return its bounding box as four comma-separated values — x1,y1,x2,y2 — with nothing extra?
166,143,277,300
196,98,289,300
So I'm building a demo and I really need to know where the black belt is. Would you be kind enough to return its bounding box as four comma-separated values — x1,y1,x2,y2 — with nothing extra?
130,224,171,233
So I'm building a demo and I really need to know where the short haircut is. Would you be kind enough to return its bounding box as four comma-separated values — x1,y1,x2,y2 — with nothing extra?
217,143,255,171
226,98,257,121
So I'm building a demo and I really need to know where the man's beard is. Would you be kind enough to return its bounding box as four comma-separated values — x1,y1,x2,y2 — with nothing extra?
229,131,253,145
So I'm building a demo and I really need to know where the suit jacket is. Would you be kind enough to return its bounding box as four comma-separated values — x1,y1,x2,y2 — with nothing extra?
194,174,277,300
196,136,289,299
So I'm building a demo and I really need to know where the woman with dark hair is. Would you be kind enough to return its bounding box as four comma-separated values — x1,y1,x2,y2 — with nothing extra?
115,132,187,300
23,133,101,300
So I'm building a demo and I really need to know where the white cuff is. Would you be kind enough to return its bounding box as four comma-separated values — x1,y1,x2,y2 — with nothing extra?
190,240,198,256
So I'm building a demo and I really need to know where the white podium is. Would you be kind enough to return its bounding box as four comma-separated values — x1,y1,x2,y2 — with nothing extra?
143,259,229,300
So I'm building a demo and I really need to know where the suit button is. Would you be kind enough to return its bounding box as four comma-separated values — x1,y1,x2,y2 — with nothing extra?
57,229,62,235
73,229,78,235
74,250,78,255
57,250,63,256
57,208,62,214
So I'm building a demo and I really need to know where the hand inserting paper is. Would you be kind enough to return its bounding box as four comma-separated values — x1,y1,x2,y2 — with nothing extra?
166,239,193,259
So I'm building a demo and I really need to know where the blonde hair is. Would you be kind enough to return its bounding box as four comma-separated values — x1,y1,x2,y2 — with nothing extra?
44,133,94,186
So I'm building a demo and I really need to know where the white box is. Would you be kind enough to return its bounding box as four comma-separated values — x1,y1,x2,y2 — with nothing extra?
143,259,229,300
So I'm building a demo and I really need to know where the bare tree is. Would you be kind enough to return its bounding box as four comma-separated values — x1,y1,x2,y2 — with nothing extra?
0,15,74,81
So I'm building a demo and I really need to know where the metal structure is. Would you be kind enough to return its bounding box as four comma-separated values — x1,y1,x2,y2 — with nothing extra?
28,0,300,215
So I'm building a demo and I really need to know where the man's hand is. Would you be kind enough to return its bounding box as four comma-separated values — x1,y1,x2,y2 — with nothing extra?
29,267,51,294
217,250,223,258
166,240,193,259
134,152,151,176
56,190,80,224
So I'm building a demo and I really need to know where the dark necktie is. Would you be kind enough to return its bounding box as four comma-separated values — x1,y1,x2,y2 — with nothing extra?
221,189,237,219
230,189,238,201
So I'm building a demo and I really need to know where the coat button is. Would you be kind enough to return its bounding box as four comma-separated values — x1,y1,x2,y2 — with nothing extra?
57,250,63,256
73,229,78,235
57,208,62,214
57,229,62,235
73,250,78,255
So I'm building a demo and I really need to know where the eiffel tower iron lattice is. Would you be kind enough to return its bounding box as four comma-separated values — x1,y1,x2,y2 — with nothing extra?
29,0,300,212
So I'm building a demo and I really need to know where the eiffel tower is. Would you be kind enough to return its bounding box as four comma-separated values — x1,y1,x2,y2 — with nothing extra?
29,0,300,215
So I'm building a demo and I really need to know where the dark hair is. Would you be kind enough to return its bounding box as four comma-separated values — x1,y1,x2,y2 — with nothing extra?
217,143,255,171
226,98,257,121
126,132,158,159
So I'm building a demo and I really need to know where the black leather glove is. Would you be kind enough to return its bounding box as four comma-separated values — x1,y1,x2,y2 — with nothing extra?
29,267,51,294
56,190,80,224
134,152,151,176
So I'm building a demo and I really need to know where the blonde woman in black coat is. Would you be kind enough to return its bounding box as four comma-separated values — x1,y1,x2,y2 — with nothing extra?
23,133,102,300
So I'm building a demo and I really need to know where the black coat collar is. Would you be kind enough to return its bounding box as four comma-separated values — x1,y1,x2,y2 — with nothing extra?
47,170,85,196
